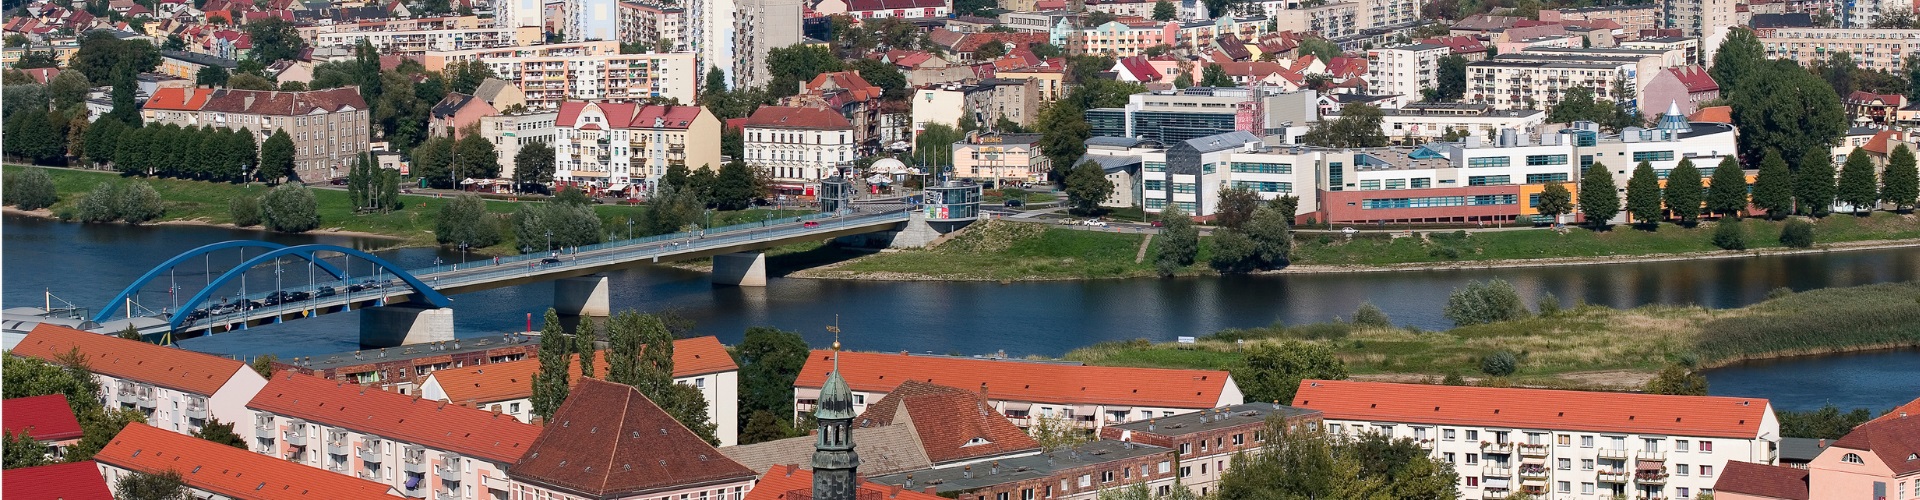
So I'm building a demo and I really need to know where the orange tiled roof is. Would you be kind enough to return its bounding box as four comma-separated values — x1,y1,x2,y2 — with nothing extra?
746,464,944,500
429,336,737,406
248,372,543,463
13,324,247,395
143,86,217,111
1291,380,1771,439
3,461,114,500
793,351,1235,408
1832,400,1920,476
95,423,401,499
1688,105,1731,123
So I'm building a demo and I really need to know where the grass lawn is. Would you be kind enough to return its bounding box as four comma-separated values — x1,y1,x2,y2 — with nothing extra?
1291,213,1920,266
810,219,1205,280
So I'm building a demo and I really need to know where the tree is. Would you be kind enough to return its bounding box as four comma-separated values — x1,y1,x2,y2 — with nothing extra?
710,160,759,211
47,70,90,109
530,309,572,422
1712,219,1747,250
1778,404,1876,439
1444,279,1528,326
1214,185,1262,229
454,131,501,181
258,129,295,183
118,181,164,224
1297,37,1341,62
411,136,457,188
572,316,599,378
1729,60,1845,170
1883,144,1919,212
3,430,49,469
1545,86,1636,131
1154,206,1197,277
1152,0,1176,19
1707,156,1749,218
1479,350,1518,376
69,31,160,83
374,69,430,150
5,167,58,211
1713,28,1764,96
1795,154,1837,217
1302,104,1389,148
75,182,122,223
1036,100,1091,175
1172,71,1194,88
444,59,496,94
1432,55,1467,101
1201,63,1235,87
766,44,843,97
261,183,320,233
2,83,45,120
1236,340,1348,404
1246,206,1292,268
4,109,64,164
83,117,126,167
514,142,557,192
1535,182,1573,223
1063,160,1115,214
1664,159,1703,224
1219,424,1458,500
1752,151,1794,219
1030,413,1091,452
1353,302,1392,327
1836,148,1880,214
1780,218,1816,248
115,470,190,500
244,18,306,64
734,326,810,439
226,73,275,90
437,194,502,248
251,354,276,378
1625,161,1663,226
192,417,248,449
741,410,801,444
197,64,230,87
1209,229,1258,274
664,383,719,445
974,40,1008,60
1644,364,1708,395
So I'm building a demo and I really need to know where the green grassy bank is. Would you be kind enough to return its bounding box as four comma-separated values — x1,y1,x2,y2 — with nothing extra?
1062,281,1920,388
793,219,1216,280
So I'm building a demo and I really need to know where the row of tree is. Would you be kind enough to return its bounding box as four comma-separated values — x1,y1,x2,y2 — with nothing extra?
410,131,502,189
1566,145,1920,228
346,152,403,212
528,309,720,444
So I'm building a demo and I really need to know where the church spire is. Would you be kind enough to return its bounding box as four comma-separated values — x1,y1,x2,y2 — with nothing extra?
813,317,859,500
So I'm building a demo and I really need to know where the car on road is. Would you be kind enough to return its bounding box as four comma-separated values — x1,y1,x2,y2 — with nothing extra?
1150,220,1164,227
803,221,820,228
330,178,349,186
1081,220,1108,227
1004,199,1024,207
314,286,337,298
540,256,562,264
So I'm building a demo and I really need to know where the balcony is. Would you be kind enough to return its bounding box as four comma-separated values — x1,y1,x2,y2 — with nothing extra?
404,455,429,474
1636,451,1667,462
435,463,460,479
1517,443,1549,457
185,403,209,420
1481,442,1514,454
1517,468,1550,480
436,489,460,500
1635,471,1668,485
1480,465,1511,477
328,460,349,472
1597,469,1631,483
359,470,381,481
1482,490,1510,499
327,438,348,456
284,428,308,443
480,475,508,491
1597,448,1630,460
358,447,383,463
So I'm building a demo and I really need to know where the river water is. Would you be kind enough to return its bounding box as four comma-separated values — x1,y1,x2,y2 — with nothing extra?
4,213,1916,411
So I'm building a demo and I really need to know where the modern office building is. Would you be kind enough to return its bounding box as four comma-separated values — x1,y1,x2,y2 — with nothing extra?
1087,87,1318,146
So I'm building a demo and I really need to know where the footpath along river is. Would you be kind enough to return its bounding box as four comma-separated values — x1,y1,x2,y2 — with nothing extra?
4,213,1916,411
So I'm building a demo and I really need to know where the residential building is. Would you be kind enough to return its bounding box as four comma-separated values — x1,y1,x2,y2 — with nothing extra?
616,1,685,49
474,51,700,110
271,333,538,396
421,42,623,72
1541,5,1660,35
96,423,405,499
479,110,560,183
157,50,236,79
791,351,1243,432
1714,396,1920,500
996,64,1067,104
1137,131,1323,219
4,461,114,500
797,71,887,152
744,105,857,196
1367,42,1448,107
1079,136,1151,208
1081,0,1158,18
507,377,759,500
690,0,735,94
746,465,945,500
1101,403,1322,495
1620,36,1701,65
552,102,722,192
1712,461,1811,499
3,394,85,458
910,83,968,134
1294,380,1781,500
725,380,1041,475
11,324,269,435
246,372,543,500
1375,103,1546,145
1269,2,1361,39
1757,27,1920,71
1464,55,1637,111
141,86,371,181
1424,35,1490,61
429,79,529,139
732,0,802,89
312,27,537,55
1845,91,1907,127
812,0,950,19
416,336,741,446
966,78,1042,128
952,132,1050,184
1638,65,1719,120
867,440,1183,500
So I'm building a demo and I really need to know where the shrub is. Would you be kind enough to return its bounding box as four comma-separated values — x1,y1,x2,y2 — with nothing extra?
261,183,320,233
75,182,122,223
1479,350,1518,377
1711,220,1747,250
4,167,57,210
1352,302,1392,328
1780,218,1815,248
436,194,502,248
1444,279,1529,326
1767,287,1794,300
117,181,164,224
229,195,261,227
1537,291,1561,316
1441,371,1466,385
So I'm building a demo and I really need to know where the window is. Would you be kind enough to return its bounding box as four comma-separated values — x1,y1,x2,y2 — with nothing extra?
1526,154,1568,166
1557,434,1571,446
1466,430,1479,441
1411,178,1431,188
1633,150,1676,162
1359,180,1382,190
1677,487,1691,498
1582,459,1594,470
1159,461,1170,474
1644,438,1662,452
1465,453,1479,465
1557,481,1570,492
1467,175,1511,186
1526,173,1570,184
1676,464,1689,476
1171,183,1197,194
1144,180,1165,191
1844,453,1865,464
1557,458,1571,470
510,403,521,414
1078,475,1091,487
1145,162,1167,172
1385,179,1406,190
1700,465,1713,477
1231,162,1291,174
854,395,865,404
1444,453,1456,463
1677,440,1690,452
1582,435,1595,448
1582,483,1595,494
1466,477,1479,487
1700,440,1713,453
1467,156,1511,168
1445,429,1457,441
1102,471,1114,483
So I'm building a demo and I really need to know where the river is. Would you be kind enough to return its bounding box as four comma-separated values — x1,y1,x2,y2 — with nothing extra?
4,213,1916,411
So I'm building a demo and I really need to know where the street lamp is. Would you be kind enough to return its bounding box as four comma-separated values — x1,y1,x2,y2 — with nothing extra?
273,261,283,318
460,241,469,266
627,219,634,241
545,231,553,255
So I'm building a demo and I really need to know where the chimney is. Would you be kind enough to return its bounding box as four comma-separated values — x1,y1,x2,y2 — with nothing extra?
963,466,972,479
904,474,913,489
1818,439,1826,447
979,382,988,399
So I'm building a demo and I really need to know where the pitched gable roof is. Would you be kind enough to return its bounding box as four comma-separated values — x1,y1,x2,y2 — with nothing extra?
13,324,247,395
1115,55,1162,81
1291,380,1772,439
1711,461,1809,500
1663,65,1719,93
746,465,946,500
1831,404,1920,476
2,461,115,500
427,336,736,405
96,423,401,499
1689,105,1731,123
744,105,853,130
3,394,84,441
508,378,756,498
431,92,479,119
143,86,218,111
794,351,1235,408
199,87,368,115
720,424,932,476
555,102,707,130
248,372,543,463
855,380,1040,464
844,0,943,12
806,71,882,102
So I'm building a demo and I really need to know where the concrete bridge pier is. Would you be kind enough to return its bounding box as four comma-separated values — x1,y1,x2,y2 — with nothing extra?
711,251,768,287
554,275,611,316
359,304,455,348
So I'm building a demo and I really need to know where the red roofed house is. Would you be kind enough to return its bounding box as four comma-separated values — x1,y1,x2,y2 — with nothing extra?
507,377,758,500
96,423,404,499
792,351,1243,433
3,394,86,457
1712,461,1809,500
552,101,722,193
798,70,885,152
1845,91,1908,127
4,461,115,500
745,464,945,500
246,372,544,498
1715,396,1920,500
855,380,1042,465
1111,55,1164,83
1640,65,1720,119
743,105,856,198
812,0,949,20
416,336,743,445
11,324,269,437
142,87,371,182
1292,380,1781,500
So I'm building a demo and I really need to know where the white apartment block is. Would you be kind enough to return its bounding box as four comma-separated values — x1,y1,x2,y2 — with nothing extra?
1376,103,1547,144
477,51,699,109
1136,131,1323,218
12,324,270,437
313,27,538,54
1465,57,1637,111
552,102,722,191
911,84,968,133
1760,28,1920,72
1368,42,1449,107
744,106,857,190
478,110,558,182
690,0,735,89
1295,380,1781,500
1365,0,1420,29
422,41,623,72
1661,0,1736,61
1267,2,1362,39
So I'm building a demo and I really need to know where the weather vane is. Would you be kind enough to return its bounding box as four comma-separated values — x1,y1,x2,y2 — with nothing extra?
827,314,841,351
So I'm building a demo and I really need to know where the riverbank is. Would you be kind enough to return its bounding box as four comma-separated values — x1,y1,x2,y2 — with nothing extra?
1061,281,1920,390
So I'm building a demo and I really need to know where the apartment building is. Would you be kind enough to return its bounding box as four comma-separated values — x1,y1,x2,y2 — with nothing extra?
271,334,537,396
1639,65,1719,119
747,466,946,500
1465,56,1637,111
732,0,802,89
11,324,269,436
813,0,949,19
1664,0,1738,62
1367,42,1448,107
3,394,85,457
910,83,968,133
744,105,856,194
1101,403,1323,496
298,15,484,41
96,423,404,500
479,110,559,182
616,1,684,49
475,51,700,109
1541,5,1659,35
1620,37,1701,65
1715,397,1920,500
5,461,114,500
416,336,741,446
1138,131,1323,218
246,372,543,500
1270,2,1361,39
314,27,537,55
1295,380,1781,500
1375,103,1547,145
727,380,1041,475
1760,27,1920,72
952,132,1050,184
507,378,759,500
791,351,1243,432
422,41,623,72
551,102,722,192
157,50,236,80
141,86,371,182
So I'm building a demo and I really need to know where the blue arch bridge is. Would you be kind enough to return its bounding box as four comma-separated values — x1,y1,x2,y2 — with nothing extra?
88,206,918,347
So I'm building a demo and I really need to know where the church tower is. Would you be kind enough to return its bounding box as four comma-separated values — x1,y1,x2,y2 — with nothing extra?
812,338,860,500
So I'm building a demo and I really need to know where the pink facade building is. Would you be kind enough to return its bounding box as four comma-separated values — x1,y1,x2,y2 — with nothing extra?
1715,397,1920,500
1639,65,1720,120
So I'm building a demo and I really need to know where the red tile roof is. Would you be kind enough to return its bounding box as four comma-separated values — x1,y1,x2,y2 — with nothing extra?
20,67,60,84
1868,396,1920,425
844,0,943,12
3,394,84,441
1115,55,1162,82
746,464,945,500
1422,35,1487,55
743,105,853,130
427,336,739,406
198,87,368,115
1689,105,1731,123
1861,130,1905,155
855,380,1040,464
556,102,707,130
952,32,1048,54
806,71,882,102
1711,461,1808,500
794,351,1236,408
13,324,248,395
96,423,402,499
248,372,543,463
1664,65,1719,93
1832,406,1920,476
144,87,219,111
1325,56,1368,79
2,461,115,500
1291,380,1772,439
508,378,756,498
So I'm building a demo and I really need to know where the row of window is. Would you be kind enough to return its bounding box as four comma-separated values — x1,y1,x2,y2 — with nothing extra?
1230,162,1293,174
1231,181,1292,193
1360,194,1517,209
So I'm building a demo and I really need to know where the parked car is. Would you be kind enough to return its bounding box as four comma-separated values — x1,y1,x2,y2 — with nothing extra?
314,286,337,298
1004,199,1024,207
1150,220,1164,227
